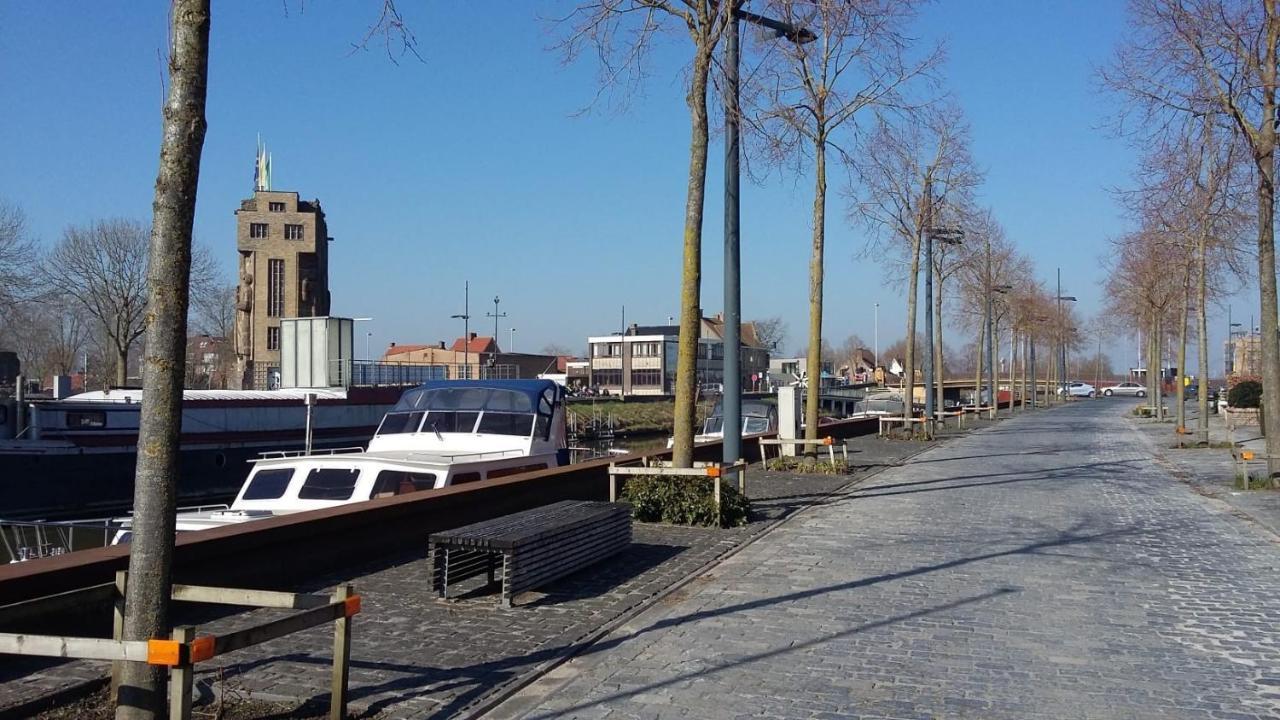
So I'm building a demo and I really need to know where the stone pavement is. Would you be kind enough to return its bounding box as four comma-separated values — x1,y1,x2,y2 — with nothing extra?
489,402,1280,720
1126,397,1280,537
1,428,938,719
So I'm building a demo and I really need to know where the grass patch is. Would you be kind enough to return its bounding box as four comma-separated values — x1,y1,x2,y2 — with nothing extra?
619,475,750,527
765,456,850,475
566,398,715,435
1235,473,1277,490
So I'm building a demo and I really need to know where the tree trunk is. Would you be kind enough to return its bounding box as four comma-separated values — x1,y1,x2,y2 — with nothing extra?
1197,231,1209,433
973,324,983,409
803,138,827,457
934,260,944,421
1021,332,1028,409
116,2,209,717
1177,275,1189,431
670,49,713,469
903,230,921,426
115,345,128,387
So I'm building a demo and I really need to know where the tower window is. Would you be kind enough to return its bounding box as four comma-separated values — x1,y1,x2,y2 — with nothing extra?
268,201,285,212
267,259,285,317
249,223,268,239
284,224,304,240
267,326,281,350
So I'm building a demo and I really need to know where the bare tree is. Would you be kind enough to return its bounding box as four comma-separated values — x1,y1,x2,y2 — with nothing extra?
47,220,218,387
747,0,935,454
751,315,788,352
192,282,235,339
47,220,149,387
1105,0,1280,471
853,104,980,425
114,1,209,716
0,199,41,333
540,342,575,357
556,1,732,467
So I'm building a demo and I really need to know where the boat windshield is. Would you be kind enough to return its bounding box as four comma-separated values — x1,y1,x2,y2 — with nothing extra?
744,416,771,434
395,387,535,413
702,417,724,435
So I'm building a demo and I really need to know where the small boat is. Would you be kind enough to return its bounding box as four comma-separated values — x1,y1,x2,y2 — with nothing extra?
113,379,568,542
667,398,778,448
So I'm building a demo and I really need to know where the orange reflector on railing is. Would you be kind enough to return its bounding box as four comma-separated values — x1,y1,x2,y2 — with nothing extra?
147,639,182,667
190,635,215,663
823,437,834,445
1176,426,1187,434
344,595,362,618
1242,450,1256,460
705,466,722,478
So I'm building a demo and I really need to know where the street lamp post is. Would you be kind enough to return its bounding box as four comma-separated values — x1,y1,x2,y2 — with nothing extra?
510,327,516,353
923,192,963,432
722,4,815,465
451,281,471,380
487,296,507,347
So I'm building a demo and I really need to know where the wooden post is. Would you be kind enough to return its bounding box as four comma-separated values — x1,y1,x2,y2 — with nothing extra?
738,463,746,496
169,625,195,720
713,475,722,526
827,441,835,466
609,472,617,503
331,584,353,720
111,570,127,701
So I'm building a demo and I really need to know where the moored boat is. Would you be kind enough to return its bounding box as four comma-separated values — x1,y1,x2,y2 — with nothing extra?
113,379,569,541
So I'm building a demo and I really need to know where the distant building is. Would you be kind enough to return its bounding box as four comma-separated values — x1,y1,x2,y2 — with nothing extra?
586,315,769,397
381,335,560,380
1227,333,1263,378
186,335,232,389
231,146,333,389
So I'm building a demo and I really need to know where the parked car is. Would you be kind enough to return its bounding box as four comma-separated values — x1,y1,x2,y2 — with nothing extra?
1057,381,1096,398
1100,381,1146,397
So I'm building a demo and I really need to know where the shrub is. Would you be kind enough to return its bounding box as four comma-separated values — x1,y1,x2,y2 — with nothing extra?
764,456,849,474
619,475,750,527
1228,380,1262,409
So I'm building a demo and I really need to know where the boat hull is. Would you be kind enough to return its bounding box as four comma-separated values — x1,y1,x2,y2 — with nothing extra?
0,428,377,520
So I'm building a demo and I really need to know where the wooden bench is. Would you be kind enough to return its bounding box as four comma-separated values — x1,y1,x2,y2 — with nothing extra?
428,500,631,608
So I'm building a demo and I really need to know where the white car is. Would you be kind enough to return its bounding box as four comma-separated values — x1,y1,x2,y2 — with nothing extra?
1100,382,1146,398
1057,381,1096,398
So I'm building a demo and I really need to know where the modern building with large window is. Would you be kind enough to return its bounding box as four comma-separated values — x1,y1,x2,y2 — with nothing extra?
586,315,769,397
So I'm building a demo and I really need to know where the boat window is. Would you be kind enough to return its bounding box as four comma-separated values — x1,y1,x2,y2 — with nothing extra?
744,417,771,434
241,469,295,500
451,471,483,484
370,470,437,498
377,411,424,435
477,412,534,436
534,413,550,440
298,468,360,501
702,417,724,435
423,411,480,434
66,411,107,429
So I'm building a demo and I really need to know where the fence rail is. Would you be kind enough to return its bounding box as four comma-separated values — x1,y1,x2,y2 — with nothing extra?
0,572,360,720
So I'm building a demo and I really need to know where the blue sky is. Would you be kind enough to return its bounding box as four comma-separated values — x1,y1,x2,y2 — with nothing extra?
0,1,1255,374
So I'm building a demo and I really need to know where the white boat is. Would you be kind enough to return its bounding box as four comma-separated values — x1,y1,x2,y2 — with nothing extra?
667,398,778,448
112,379,568,542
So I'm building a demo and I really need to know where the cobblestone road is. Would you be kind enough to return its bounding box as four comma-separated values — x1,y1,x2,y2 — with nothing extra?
490,403,1280,720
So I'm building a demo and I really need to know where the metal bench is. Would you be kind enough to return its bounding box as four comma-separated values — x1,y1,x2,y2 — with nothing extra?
428,500,631,608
